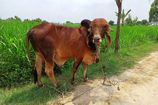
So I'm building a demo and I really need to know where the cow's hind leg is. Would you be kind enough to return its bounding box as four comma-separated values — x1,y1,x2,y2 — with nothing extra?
45,61,57,87
82,63,88,82
70,59,82,85
35,53,43,87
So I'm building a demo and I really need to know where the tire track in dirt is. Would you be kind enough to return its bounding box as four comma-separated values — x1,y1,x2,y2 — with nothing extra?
49,51,158,105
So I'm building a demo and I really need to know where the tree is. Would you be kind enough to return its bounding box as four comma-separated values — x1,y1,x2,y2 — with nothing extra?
135,20,149,25
125,14,132,25
149,0,158,23
14,16,21,21
141,19,149,25
24,19,30,22
125,15,149,25
66,21,72,24
109,20,115,26
114,0,122,53
33,18,42,22
121,9,131,26
132,17,138,25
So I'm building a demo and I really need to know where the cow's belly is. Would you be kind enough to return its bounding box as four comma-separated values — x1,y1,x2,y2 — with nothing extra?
53,53,68,67
53,57,67,67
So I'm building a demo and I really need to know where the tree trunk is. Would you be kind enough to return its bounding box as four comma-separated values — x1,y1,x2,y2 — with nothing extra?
115,7,122,53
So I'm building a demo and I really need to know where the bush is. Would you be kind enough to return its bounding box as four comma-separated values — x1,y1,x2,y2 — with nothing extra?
0,49,32,87
109,20,115,26
0,62,32,87
125,15,149,26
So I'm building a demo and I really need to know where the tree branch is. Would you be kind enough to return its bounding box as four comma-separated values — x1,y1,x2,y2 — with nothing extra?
125,9,131,17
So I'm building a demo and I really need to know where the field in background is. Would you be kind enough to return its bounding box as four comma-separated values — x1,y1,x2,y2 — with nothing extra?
0,18,158,105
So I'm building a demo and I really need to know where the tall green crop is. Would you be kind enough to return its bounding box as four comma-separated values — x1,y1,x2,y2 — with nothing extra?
0,18,158,87
0,19,41,87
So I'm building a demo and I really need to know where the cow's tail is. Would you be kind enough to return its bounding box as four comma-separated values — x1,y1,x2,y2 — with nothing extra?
26,31,33,66
26,31,37,84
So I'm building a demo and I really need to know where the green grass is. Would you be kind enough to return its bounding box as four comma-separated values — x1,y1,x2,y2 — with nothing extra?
0,18,158,105
1,42,158,105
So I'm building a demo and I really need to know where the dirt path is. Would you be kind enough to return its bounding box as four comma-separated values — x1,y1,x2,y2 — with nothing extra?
49,52,158,105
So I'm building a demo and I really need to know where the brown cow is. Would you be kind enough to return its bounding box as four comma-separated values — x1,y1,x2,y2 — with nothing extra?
26,18,111,87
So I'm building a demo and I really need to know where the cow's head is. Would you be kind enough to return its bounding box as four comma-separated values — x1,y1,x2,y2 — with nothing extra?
81,18,112,63
81,18,111,45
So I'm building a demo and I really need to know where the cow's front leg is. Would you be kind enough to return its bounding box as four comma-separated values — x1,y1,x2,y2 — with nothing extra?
70,59,82,85
82,63,88,82
45,61,57,87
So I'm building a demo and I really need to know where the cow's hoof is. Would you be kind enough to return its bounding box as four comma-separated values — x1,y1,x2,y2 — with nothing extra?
71,81,77,86
84,78,93,83
84,80,88,82
37,83,44,88
83,79,87,82
53,84,58,88
71,81,75,85
83,77,88,82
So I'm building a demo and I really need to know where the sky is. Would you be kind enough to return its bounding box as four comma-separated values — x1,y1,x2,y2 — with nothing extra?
0,0,154,23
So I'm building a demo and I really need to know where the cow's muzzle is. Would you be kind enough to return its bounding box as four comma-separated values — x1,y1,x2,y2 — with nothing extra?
93,35,102,44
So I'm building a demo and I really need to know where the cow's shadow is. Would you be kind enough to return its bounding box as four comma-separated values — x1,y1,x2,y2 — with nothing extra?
4,85,56,105
3,77,74,105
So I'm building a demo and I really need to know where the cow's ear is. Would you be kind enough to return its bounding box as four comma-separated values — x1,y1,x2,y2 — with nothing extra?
81,19,91,30
102,24,112,47
102,24,111,38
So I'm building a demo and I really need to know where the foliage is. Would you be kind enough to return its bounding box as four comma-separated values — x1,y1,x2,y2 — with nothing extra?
14,16,21,22
141,19,149,25
125,15,139,25
0,17,158,88
64,21,80,27
149,0,158,23
125,15,149,25
109,20,115,26
125,15,133,25
0,18,42,87
121,9,131,26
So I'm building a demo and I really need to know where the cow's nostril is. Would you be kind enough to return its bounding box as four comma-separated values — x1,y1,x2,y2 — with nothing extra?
97,38,100,41
94,37,100,42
